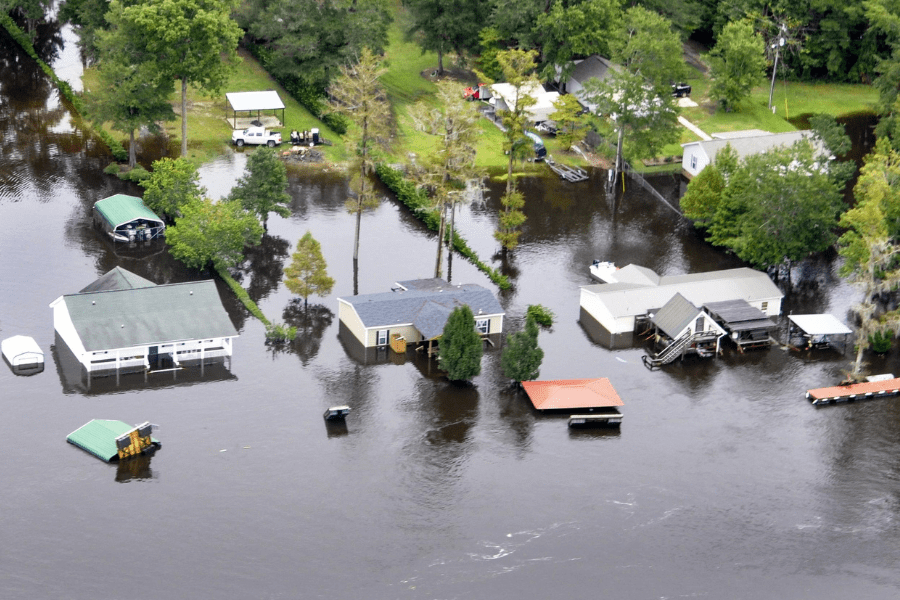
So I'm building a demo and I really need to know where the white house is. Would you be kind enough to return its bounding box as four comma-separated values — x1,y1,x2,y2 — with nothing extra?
488,82,560,125
50,268,238,374
681,130,819,179
338,279,504,349
580,265,783,335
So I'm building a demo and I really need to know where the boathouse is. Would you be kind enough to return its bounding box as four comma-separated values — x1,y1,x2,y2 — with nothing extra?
225,90,286,129
67,419,159,462
681,130,821,180
704,299,777,350
788,314,852,351
93,194,165,243
645,293,727,361
580,265,783,337
49,268,238,375
337,279,504,350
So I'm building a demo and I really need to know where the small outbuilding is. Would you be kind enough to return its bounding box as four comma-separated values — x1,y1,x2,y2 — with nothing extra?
788,314,852,351
67,419,159,462
93,194,165,243
2,335,44,374
705,299,777,350
522,378,624,412
225,90,286,129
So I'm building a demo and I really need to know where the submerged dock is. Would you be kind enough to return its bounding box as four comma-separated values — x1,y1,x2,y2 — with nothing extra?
546,159,589,182
805,377,900,406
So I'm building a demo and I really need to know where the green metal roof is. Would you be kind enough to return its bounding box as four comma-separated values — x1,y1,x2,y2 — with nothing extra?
67,420,135,462
63,280,239,351
93,194,164,229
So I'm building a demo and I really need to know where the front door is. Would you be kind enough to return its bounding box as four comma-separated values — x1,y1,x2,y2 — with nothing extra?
148,345,159,368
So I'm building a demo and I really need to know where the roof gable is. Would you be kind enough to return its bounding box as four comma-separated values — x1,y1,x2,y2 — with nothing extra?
652,293,700,338
79,267,156,293
568,55,621,85
63,280,238,351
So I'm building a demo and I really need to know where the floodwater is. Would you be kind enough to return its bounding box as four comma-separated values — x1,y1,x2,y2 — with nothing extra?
3,23,900,600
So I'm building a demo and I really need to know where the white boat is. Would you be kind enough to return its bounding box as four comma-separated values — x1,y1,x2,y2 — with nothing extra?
2,335,44,375
590,260,619,283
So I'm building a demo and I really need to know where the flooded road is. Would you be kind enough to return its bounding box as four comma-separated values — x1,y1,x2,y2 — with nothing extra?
2,23,900,600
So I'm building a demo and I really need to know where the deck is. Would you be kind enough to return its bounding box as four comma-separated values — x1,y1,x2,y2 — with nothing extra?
805,377,900,406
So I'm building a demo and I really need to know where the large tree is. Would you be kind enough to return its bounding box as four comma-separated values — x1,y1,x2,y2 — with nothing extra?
326,48,390,262
284,231,335,309
581,6,686,183
500,314,543,384
228,147,291,231
166,199,264,271
551,93,588,152
494,48,539,254
708,19,766,111
405,0,490,75
142,157,206,222
116,0,241,157
438,305,483,382
534,0,620,82
410,80,482,279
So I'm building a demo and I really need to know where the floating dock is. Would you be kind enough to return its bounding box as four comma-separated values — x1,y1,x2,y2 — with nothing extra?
805,377,900,406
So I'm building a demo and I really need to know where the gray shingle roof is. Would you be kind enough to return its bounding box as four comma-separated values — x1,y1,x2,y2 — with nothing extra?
651,293,700,338
683,130,822,164
79,267,156,293
704,299,775,332
64,280,238,351
340,279,504,335
568,55,621,85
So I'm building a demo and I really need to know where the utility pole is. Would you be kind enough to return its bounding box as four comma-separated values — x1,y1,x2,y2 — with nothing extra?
768,25,787,112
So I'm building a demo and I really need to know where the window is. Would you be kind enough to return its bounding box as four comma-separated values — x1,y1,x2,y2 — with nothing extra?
376,330,388,345
690,154,698,169
475,319,489,334
695,316,705,332
761,301,769,312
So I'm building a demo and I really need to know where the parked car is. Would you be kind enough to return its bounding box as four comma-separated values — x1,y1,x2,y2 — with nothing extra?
232,126,282,147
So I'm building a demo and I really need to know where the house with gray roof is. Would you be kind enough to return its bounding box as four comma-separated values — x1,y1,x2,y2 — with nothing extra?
556,55,622,114
50,268,238,374
580,265,782,338
337,279,504,349
681,130,823,179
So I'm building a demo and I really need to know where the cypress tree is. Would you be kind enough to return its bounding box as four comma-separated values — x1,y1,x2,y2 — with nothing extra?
439,305,483,382
500,315,544,384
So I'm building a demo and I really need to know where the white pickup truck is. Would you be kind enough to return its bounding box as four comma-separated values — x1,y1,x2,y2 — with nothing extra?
232,126,282,147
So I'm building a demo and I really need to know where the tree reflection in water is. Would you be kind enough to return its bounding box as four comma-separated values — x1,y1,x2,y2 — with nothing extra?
277,301,334,365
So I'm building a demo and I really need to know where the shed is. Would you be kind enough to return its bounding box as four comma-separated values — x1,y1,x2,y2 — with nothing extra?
704,299,776,349
225,90,285,129
93,194,165,243
522,378,624,411
2,335,44,368
66,419,159,462
788,314,852,351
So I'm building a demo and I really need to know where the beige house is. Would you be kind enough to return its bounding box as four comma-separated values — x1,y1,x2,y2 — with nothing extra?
338,279,505,349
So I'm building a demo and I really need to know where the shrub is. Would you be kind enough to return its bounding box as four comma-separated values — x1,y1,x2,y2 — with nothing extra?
869,329,893,354
266,322,297,343
104,163,121,175
526,304,555,328
119,166,150,183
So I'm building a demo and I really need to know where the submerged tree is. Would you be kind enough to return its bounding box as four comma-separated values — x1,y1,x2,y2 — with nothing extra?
284,231,335,309
142,157,206,222
494,49,539,254
228,147,291,231
439,305,483,382
327,47,390,262
166,199,263,271
410,80,482,279
500,314,544,384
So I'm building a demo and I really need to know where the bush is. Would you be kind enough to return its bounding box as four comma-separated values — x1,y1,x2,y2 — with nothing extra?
266,322,297,343
526,304,555,328
104,163,121,175
869,329,893,354
119,166,150,183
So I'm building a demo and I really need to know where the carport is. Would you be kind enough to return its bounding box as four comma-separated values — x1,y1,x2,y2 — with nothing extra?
225,90,286,129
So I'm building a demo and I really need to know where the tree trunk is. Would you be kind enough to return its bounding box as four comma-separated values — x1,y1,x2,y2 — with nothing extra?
852,335,865,377
437,46,444,76
128,129,136,169
181,78,188,157
354,197,362,261
434,205,446,279
614,124,624,187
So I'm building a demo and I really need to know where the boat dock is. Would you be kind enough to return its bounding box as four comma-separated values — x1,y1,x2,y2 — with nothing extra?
546,158,589,182
806,377,900,406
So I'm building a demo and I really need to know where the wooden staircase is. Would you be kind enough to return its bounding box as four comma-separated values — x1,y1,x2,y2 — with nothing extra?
641,331,718,370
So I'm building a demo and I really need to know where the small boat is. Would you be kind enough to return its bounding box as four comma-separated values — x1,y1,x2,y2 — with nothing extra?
590,260,619,283
323,406,351,421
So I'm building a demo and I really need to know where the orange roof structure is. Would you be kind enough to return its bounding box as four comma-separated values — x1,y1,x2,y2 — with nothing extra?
522,378,624,411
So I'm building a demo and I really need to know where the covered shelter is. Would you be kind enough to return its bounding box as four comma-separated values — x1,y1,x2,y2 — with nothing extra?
67,419,159,462
225,90,285,129
705,299,777,350
788,314,852,352
93,194,165,243
2,335,44,374
522,378,623,412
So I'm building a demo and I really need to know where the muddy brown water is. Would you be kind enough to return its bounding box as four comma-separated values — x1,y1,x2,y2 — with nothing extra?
2,23,900,600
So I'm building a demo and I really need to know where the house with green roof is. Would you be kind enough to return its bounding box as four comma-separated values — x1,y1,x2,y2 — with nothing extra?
50,268,238,375
337,279,505,351
92,194,165,243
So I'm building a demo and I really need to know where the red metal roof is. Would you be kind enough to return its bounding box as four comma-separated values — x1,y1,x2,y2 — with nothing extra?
522,378,624,410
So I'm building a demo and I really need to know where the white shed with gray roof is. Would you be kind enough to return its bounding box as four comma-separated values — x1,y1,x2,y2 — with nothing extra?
338,279,504,348
580,265,782,335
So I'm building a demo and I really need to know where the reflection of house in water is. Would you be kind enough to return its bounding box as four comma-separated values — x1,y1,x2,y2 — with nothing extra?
49,267,239,388
580,264,783,349
337,278,504,362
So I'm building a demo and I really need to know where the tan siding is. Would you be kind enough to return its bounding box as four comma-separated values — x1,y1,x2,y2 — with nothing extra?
338,301,368,346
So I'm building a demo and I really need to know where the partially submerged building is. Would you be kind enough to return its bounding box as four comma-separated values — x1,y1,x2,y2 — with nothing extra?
50,268,238,376
93,194,165,243
67,419,159,462
580,264,782,346
338,279,504,352
642,293,728,368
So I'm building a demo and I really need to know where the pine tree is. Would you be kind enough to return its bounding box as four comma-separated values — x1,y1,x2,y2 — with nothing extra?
500,315,543,383
438,306,483,382
284,232,335,309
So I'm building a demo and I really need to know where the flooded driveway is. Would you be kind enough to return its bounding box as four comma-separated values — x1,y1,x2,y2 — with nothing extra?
2,23,899,600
